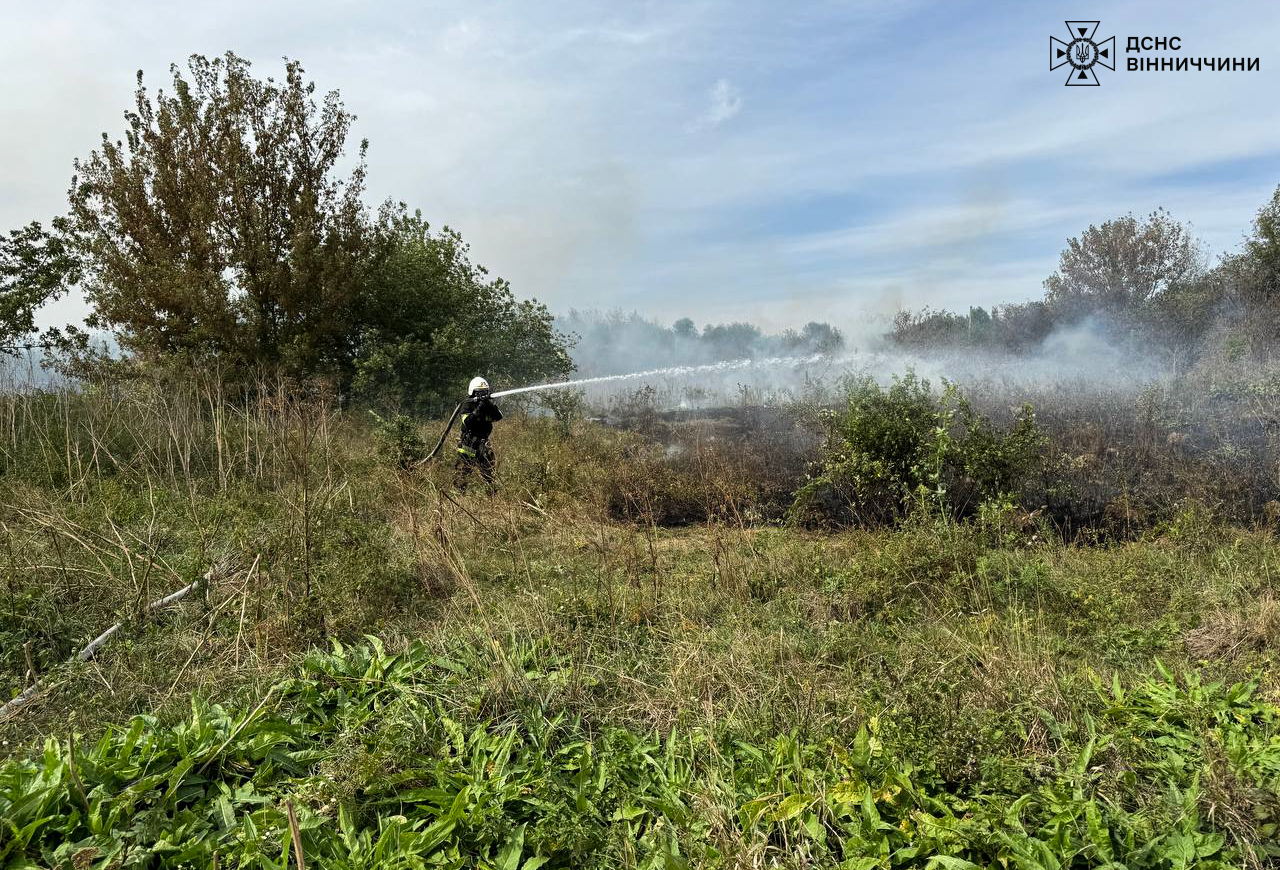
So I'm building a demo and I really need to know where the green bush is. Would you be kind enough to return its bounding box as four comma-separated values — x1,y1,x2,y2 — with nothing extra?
371,411,430,469
792,374,1044,526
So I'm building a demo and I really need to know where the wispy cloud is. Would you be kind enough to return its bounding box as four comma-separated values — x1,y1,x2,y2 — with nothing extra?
704,78,742,125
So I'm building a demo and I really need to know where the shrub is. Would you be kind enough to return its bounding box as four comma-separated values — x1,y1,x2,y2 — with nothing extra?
792,374,1044,526
538,388,585,439
371,411,429,469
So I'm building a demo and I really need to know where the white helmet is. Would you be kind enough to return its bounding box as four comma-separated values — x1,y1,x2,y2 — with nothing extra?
468,376,491,396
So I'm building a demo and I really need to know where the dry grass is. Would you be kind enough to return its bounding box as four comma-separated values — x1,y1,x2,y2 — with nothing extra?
1185,594,1280,662
2,371,1278,785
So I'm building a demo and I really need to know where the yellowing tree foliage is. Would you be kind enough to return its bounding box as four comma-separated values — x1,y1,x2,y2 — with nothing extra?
54,51,571,404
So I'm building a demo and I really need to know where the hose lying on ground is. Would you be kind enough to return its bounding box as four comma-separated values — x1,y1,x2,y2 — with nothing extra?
0,566,221,722
417,401,464,466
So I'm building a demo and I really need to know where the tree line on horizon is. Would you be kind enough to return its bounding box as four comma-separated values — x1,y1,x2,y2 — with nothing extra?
891,193,1280,371
557,310,845,378
3,50,1279,412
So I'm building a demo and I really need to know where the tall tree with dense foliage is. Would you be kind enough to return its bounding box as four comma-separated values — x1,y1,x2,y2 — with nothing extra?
66,52,372,380
1043,209,1203,315
784,321,844,354
352,209,572,413
53,51,572,405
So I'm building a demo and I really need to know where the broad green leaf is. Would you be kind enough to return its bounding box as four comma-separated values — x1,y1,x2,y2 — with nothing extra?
773,794,812,822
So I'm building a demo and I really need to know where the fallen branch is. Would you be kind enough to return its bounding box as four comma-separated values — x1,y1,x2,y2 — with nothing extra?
0,564,223,722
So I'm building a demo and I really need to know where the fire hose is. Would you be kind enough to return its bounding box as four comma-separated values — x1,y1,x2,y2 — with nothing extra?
417,400,464,465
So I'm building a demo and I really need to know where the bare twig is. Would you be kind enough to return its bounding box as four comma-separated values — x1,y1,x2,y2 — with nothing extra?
286,800,307,870
234,555,262,669
23,641,38,685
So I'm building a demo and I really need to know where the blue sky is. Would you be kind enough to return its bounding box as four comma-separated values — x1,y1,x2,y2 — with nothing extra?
4,0,1279,333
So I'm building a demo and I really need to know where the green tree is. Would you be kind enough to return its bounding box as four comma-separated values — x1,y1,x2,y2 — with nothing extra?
66,52,371,380
784,321,844,354
1146,268,1223,369
0,220,79,353
351,208,572,413
1232,185,1280,358
1247,184,1280,280
1043,209,1202,316
54,51,572,405
701,322,762,359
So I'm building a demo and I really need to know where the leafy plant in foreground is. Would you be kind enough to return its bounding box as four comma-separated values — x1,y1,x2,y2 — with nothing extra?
2,640,1276,868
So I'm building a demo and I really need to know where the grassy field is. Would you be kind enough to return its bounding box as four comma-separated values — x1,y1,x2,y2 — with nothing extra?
1,377,1279,867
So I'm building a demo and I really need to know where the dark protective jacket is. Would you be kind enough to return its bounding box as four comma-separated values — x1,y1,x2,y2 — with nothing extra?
458,396,503,451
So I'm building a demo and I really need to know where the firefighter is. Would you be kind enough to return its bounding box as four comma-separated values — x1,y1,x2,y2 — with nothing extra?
456,376,503,487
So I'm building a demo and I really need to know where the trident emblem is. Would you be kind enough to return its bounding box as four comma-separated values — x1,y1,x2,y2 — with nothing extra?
1050,21,1115,86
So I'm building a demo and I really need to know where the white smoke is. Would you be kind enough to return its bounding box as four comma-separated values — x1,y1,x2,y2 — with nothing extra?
521,312,1174,409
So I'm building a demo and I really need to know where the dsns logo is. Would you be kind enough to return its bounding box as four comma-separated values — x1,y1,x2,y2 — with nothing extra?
1050,21,1115,85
